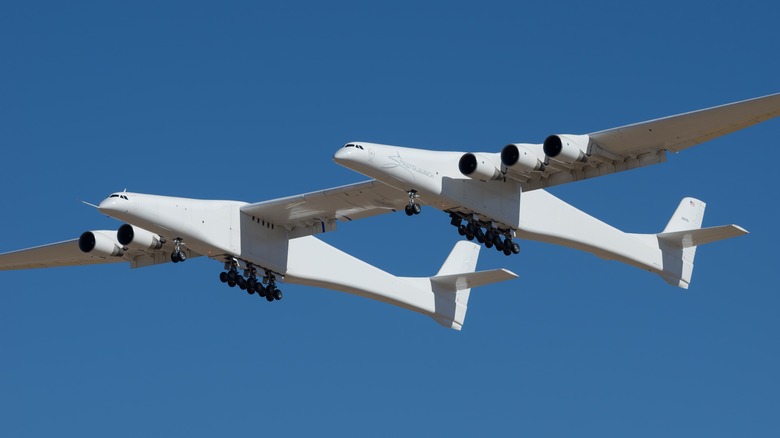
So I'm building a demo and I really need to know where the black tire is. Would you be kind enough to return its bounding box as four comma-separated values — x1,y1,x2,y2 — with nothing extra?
405,205,414,216
458,224,466,236
273,288,283,300
495,240,504,251
412,203,421,215
247,277,257,289
219,272,228,283
503,247,512,256
266,293,274,302
466,223,475,234
237,277,246,290
485,240,493,249
246,287,254,295
466,233,474,241
228,279,236,288
485,230,495,243
511,242,520,254
257,285,266,297
177,251,187,262
227,270,237,281
171,252,179,263
475,228,485,243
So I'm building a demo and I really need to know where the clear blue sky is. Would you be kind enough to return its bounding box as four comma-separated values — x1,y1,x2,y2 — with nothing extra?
1,1,778,436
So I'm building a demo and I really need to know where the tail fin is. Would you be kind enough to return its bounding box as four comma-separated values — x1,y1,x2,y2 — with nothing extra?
402,241,517,330
654,197,748,288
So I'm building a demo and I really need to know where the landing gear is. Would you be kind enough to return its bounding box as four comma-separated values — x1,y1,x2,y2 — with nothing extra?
218,261,283,303
171,238,187,263
405,190,421,216
448,212,520,256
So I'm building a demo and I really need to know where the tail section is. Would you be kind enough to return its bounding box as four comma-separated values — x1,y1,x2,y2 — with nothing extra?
423,241,517,330
654,198,748,288
517,190,747,289
284,237,517,330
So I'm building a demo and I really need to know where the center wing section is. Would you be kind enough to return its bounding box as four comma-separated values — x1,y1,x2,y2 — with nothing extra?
240,180,411,238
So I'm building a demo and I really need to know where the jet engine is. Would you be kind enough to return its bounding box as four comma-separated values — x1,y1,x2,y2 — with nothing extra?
542,134,591,163
78,231,124,257
117,224,163,251
458,153,503,181
501,143,545,172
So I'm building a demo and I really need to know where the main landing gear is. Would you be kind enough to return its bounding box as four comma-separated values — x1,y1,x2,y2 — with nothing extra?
170,238,187,263
404,190,422,216
450,213,520,256
218,261,283,302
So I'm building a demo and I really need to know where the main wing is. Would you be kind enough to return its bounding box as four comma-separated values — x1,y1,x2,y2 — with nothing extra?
510,92,780,191
0,230,200,271
241,180,412,238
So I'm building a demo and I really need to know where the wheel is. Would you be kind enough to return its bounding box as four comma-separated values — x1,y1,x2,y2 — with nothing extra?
493,234,502,246
171,252,179,263
219,272,228,283
227,279,236,288
266,293,274,302
237,277,247,290
257,285,266,297
227,270,237,281
405,205,414,216
475,228,485,243
503,247,512,256
485,239,493,249
485,230,495,243
273,288,283,300
510,242,520,254
458,224,466,236
246,287,254,295
466,223,476,234
466,233,474,241
412,203,421,215
247,277,257,289
177,251,187,262
495,240,504,251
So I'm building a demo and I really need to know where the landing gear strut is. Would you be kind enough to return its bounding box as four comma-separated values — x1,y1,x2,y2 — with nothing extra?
449,212,520,256
404,190,422,216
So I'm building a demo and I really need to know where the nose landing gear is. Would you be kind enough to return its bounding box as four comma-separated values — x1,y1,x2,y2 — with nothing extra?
170,238,187,263
404,190,422,216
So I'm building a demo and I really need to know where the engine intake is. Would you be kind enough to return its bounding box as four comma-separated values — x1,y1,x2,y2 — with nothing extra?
542,134,590,163
458,153,503,181
79,231,124,257
117,224,163,250
501,144,545,172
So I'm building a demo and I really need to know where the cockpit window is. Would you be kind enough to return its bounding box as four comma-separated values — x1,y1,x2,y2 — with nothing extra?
343,143,364,150
109,194,129,200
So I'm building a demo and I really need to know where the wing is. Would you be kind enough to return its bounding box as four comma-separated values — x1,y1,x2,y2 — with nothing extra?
512,92,780,191
0,231,201,271
241,180,411,238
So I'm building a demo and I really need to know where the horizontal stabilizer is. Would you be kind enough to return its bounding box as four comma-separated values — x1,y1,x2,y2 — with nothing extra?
431,268,517,290
657,224,748,248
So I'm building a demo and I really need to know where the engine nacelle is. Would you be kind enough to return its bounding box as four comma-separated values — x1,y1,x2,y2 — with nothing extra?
458,153,503,181
501,143,545,172
542,134,590,163
117,224,163,250
78,231,124,257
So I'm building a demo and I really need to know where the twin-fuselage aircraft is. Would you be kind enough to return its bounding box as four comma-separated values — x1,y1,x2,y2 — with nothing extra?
2,93,779,328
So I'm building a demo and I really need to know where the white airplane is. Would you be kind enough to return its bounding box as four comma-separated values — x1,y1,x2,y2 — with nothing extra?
333,93,780,288
0,188,517,330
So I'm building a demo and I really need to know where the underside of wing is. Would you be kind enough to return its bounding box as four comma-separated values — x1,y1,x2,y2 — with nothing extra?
241,180,410,238
505,93,780,191
0,231,202,271
0,238,128,270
